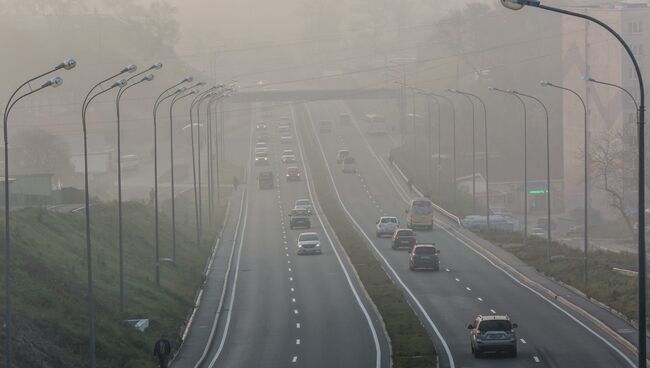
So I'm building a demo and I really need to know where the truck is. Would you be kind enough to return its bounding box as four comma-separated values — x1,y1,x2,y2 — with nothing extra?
258,171,274,190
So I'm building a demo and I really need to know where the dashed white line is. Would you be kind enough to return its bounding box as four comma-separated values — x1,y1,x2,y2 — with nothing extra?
292,298,296,303
477,297,483,302
294,309,299,315
292,356,297,363
288,268,292,272
445,268,450,272
296,339,301,345
296,323,301,329
290,287,295,292
490,309,496,314
533,356,540,363
455,278,460,282
520,338,527,344
466,287,472,291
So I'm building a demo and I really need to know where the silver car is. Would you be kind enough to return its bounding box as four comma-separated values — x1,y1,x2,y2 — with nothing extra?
468,315,518,358
297,232,321,255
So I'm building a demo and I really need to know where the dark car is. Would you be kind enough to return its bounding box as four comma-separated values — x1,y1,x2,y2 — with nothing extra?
409,244,439,271
286,166,301,182
289,208,311,229
392,228,416,250
468,315,518,358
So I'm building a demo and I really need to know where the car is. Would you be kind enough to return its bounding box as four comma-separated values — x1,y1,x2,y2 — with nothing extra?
279,125,291,134
282,149,294,156
468,315,518,358
336,149,350,164
530,227,546,238
281,154,297,163
376,216,399,237
294,199,312,214
280,116,290,123
281,135,293,144
256,122,268,131
409,244,440,271
392,228,416,250
258,171,274,190
289,208,311,229
297,232,321,255
286,166,301,182
255,142,268,150
254,152,269,166
566,224,583,237
257,134,270,143
342,157,358,173
339,114,351,126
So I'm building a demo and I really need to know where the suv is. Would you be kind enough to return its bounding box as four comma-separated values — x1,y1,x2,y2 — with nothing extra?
392,228,416,250
468,315,518,358
297,232,321,255
294,199,312,214
376,216,399,237
286,166,301,182
289,208,311,229
409,244,439,271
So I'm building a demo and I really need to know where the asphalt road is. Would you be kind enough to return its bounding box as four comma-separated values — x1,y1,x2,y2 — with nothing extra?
175,103,389,368
301,100,638,368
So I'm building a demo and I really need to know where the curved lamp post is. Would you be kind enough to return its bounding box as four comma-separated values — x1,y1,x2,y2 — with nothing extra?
502,2,645,364
82,73,131,368
512,90,551,263
114,66,158,312
541,80,589,288
489,87,528,247
152,76,193,285
449,89,490,229
2,60,72,366
447,89,477,215
170,87,200,262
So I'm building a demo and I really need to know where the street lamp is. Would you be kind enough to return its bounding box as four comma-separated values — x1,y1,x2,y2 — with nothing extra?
449,89,490,229
541,80,589,287
82,72,130,368
170,87,200,262
2,61,71,367
206,86,226,225
448,89,478,216
489,87,529,247
512,90,551,263
152,77,192,285
420,92,440,201
114,71,156,313
501,1,646,365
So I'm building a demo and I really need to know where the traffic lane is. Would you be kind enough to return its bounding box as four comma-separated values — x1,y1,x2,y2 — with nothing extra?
275,109,381,368
307,100,635,367
211,155,295,368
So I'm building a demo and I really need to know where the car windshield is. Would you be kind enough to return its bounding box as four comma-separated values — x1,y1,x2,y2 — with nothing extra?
381,218,397,223
299,234,318,242
415,247,436,255
412,200,433,215
478,320,512,332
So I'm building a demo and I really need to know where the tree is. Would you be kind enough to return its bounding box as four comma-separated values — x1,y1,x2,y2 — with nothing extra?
10,129,75,184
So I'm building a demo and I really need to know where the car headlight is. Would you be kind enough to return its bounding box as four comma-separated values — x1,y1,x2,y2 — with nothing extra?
298,244,303,248
315,243,320,247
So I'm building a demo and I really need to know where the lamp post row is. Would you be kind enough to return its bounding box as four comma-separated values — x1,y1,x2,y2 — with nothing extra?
2,59,233,367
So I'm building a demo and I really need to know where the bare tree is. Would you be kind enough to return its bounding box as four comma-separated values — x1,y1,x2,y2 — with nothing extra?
589,130,635,237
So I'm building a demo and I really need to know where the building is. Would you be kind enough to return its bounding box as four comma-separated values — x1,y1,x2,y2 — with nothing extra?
561,2,648,218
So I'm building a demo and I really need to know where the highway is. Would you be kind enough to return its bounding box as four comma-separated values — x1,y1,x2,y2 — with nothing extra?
300,100,638,368
174,103,389,368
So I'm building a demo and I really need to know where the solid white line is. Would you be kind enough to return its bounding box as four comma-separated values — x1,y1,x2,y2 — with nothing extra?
303,104,452,368
294,105,383,368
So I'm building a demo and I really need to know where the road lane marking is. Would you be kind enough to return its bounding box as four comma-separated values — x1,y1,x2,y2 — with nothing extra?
296,339,300,345
292,356,297,363
296,323,301,328
292,298,296,303
290,288,295,292
288,268,292,272
289,277,293,281
466,287,471,291
294,309,299,315
455,278,460,282
445,268,450,272
477,297,483,302
520,338,527,344
490,309,496,314
533,356,540,363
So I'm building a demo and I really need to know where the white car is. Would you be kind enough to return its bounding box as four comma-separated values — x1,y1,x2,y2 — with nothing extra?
294,199,312,214
255,142,268,150
254,152,269,166
282,154,297,163
297,232,321,255
279,125,291,133
530,227,546,238
376,216,399,238
282,149,294,156
281,135,293,144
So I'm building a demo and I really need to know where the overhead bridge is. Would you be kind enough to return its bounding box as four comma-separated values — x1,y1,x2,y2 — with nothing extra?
228,88,401,103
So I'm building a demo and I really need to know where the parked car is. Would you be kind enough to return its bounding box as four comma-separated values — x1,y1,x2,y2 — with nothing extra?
392,228,416,250
468,315,518,358
376,216,399,237
297,232,321,255
409,244,440,271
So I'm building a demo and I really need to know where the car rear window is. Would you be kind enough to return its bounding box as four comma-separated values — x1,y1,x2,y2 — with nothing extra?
415,247,436,255
397,229,413,236
381,218,397,223
296,200,310,206
343,157,356,164
478,320,512,332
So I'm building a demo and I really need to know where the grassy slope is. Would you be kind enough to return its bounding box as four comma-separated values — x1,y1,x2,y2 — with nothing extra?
296,105,436,367
1,191,227,368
